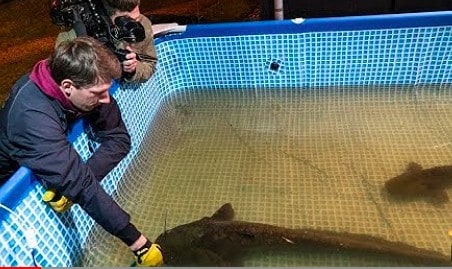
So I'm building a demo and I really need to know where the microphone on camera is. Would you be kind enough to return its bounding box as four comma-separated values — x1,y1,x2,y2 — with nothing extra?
73,20,87,36
72,9,87,36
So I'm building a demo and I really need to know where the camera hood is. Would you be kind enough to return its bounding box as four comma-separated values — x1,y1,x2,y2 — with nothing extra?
113,16,145,43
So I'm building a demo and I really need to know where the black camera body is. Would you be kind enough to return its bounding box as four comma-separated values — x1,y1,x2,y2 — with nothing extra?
50,0,145,56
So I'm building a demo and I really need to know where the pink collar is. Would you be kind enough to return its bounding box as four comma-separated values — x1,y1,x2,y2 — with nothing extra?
29,59,77,112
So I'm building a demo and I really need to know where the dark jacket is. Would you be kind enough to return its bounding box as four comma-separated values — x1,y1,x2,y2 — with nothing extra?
0,73,132,235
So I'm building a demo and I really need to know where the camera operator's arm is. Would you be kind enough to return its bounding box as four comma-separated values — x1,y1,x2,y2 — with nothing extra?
122,15,157,82
55,29,77,48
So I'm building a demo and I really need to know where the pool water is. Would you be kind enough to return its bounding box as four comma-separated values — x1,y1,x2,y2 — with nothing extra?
82,86,451,266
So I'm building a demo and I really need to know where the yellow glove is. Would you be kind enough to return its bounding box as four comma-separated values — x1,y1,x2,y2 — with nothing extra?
136,243,164,267
42,189,73,213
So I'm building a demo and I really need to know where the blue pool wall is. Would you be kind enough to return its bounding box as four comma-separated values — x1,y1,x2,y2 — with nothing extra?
0,11,451,266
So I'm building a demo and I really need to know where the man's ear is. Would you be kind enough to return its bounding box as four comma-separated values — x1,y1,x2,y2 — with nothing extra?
60,79,74,97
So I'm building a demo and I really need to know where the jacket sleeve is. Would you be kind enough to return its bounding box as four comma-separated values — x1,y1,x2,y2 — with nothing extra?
125,15,158,82
85,96,131,181
8,103,130,234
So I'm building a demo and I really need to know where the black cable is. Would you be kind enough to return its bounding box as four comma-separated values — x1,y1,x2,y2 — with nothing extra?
31,249,38,267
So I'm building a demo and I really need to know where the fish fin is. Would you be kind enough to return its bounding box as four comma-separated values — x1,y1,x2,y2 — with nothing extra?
197,233,244,266
210,203,235,221
214,240,245,266
226,250,245,266
406,162,423,173
430,190,450,204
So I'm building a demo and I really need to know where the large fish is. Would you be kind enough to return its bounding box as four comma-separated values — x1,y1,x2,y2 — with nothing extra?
155,203,451,266
385,162,452,204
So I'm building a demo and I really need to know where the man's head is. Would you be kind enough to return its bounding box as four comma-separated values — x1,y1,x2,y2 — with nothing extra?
103,0,141,21
49,36,122,112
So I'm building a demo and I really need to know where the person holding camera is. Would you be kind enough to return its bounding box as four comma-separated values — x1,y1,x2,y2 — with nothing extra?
0,37,163,266
55,0,158,83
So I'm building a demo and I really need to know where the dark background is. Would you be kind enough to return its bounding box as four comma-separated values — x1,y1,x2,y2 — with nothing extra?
261,0,451,19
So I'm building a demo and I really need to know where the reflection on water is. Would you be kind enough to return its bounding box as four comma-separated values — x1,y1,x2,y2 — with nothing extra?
83,86,452,266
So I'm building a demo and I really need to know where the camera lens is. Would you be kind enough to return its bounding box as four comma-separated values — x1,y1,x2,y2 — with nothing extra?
114,16,145,42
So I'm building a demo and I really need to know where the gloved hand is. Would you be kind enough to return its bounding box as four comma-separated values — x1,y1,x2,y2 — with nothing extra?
42,189,73,213
136,243,164,267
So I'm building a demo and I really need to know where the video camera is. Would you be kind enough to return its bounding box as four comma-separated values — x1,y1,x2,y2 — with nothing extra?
49,0,146,61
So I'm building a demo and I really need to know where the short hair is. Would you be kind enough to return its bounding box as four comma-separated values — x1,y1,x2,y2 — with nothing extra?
49,36,121,88
103,0,140,16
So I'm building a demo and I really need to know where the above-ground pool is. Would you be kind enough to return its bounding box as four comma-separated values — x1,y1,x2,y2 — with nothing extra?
0,11,451,267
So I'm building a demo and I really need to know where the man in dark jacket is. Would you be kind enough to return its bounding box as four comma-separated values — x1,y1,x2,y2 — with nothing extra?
0,37,162,266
